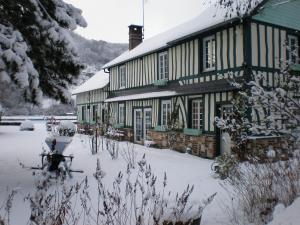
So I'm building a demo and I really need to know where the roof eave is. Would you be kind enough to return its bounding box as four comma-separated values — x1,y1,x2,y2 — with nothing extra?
167,17,241,45
102,45,169,70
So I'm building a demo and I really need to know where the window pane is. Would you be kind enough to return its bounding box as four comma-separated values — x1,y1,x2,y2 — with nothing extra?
159,52,168,80
203,36,216,70
191,100,203,130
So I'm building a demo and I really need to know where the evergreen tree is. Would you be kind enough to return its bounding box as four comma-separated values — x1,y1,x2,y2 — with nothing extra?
0,0,87,104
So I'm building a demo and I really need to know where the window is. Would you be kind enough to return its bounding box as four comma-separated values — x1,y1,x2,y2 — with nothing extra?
144,108,152,139
92,105,97,121
81,106,86,121
119,65,126,89
161,100,171,127
288,35,299,64
158,51,168,80
203,35,216,71
191,99,203,130
118,103,125,126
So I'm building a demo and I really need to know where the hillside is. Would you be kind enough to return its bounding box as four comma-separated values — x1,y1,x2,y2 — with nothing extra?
71,32,127,71
0,33,128,115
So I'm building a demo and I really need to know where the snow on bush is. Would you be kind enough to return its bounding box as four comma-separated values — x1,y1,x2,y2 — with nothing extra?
1,150,216,225
57,120,76,136
222,151,300,225
20,120,34,131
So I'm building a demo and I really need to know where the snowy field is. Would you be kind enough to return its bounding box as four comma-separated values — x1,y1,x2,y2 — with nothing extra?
0,122,298,225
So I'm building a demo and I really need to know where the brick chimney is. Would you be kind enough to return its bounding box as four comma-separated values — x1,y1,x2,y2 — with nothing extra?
129,25,143,50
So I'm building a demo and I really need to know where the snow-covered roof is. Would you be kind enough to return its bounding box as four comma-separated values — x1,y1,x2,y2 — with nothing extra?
105,91,179,102
103,1,263,69
72,70,109,95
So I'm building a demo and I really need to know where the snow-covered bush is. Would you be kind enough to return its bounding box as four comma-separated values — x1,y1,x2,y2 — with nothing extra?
211,153,238,179
105,138,119,160
121,142,136,169
22,153,216,225
167,106,181,150
58,121,76,136
224,152,300,225
20,120,34,131
84,155,216,225
0,189,17,225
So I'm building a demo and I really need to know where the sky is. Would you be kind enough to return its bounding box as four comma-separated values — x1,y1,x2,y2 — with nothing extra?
65,0,208,43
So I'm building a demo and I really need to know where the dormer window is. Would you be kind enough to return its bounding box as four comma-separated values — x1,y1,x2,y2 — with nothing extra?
158,51,168,80
288,35,299,64
203,35,216,71
119,65,126,89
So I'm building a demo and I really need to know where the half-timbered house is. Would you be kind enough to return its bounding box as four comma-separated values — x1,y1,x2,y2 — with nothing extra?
73,70,109,130
103,0,300,158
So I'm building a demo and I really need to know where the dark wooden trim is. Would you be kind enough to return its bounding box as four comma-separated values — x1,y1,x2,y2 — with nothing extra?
233,25,237,68
227,28,230,69
257,23,261,68
220,31,224,71
265,25,269,70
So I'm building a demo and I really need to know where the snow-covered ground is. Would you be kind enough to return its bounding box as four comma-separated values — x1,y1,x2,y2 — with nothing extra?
268,197,300,225
0,122,298,225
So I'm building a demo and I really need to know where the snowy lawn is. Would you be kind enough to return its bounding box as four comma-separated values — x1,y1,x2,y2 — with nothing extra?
0,122,230,224
2,122,298,224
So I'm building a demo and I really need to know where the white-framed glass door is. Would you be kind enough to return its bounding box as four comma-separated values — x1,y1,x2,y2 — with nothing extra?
144,108,152,140
220,104,233,155
134,109,143,142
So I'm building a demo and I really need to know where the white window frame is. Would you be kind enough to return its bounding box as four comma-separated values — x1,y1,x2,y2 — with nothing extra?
158,51,169,80
203,35,216,71
144,108,152,139
161,100,171,127
191,99,203,130
288,35,299,64
119,65,126,89
118,103,125,126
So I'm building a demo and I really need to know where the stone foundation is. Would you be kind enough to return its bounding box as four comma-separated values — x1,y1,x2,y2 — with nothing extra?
118,128,134,142
147,130,216,158
246,136,289,160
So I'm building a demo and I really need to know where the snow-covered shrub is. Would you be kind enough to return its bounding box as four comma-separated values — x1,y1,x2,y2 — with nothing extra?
211,153,238,179
58,121,76,136
105,138,119,160
26,171,81,225
0,189,17,225
85,155,216,225
121,142,136,169
224,152,300,225
20,120,34,131
23,153,216,225
167,106,181,150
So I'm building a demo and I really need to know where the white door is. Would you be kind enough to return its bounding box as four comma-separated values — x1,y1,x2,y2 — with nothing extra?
144,108,152,140
134,109,143,142
220,105,233,155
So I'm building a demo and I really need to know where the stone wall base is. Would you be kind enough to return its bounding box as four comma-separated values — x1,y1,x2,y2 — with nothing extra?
246,136,289,160
77,124,288,160
119,128,134,142
147,130,216,159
